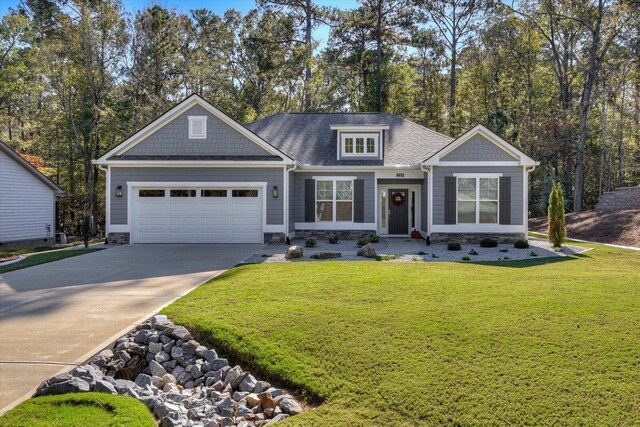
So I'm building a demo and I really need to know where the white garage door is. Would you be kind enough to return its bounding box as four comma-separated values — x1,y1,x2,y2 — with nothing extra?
131,187,263,243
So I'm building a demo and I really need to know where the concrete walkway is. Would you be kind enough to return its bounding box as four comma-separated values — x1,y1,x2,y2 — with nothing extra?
0,243,261,413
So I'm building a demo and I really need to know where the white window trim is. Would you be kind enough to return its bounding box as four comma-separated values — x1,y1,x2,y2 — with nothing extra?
340,133,380,157
314,177,355,223
455,176,500,225
188,116,207,139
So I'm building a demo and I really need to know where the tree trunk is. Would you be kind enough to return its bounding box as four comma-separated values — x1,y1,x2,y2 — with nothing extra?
617,68,627,187
304,0,312,111
375,0,383,112
572,1,604,212
598,102,607,196
449,47,457,137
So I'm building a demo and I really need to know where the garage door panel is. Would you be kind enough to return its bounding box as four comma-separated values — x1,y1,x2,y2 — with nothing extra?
132,187,263,243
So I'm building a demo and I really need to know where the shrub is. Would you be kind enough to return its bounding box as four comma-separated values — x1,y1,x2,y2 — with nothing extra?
547,181,567,248
447,242,461,251
514,239,529,249
305,237,317,248
431,253,439,258
468,249,478,255
357,237,369,247
366,233,379,243
328,234,339,244
462,256,471,261
530,251,538,257
499,248,509,253
480,238,498,248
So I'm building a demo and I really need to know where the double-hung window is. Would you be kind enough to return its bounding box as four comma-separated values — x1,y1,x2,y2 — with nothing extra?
456,176,499,224
316,179,353,222
341,133,378,156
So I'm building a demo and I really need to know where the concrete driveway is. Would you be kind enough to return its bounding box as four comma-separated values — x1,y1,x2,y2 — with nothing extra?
0,243,261,413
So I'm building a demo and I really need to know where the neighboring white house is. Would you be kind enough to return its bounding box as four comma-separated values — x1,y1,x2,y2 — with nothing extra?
0,140,64,248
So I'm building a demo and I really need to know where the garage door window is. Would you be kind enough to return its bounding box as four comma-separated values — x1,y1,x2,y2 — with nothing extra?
139,189,165,197
170,189,196,197
202,189,227,197
232,190,258,197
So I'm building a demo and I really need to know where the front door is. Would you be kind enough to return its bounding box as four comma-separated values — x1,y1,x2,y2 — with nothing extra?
388,189,409,235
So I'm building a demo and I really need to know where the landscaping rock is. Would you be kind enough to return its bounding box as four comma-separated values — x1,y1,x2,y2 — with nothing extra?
34,317,305,426
151,315,173,330
36,376,91,396
94,379,117,394
285,245,303,259
279,396,303,415
357,243,377,258
310,251,341,259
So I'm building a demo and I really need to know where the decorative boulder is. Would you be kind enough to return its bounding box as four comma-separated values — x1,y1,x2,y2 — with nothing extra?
357,243,377,258
285,245,303,259
310,252,341,259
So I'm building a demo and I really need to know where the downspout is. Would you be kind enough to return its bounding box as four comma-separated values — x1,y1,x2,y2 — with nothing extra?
285,162,298,243
524,164,538,237
97,164,109,243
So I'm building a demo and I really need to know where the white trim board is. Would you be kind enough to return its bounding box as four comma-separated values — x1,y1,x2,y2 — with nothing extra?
294,222,377,230
94,94,294,165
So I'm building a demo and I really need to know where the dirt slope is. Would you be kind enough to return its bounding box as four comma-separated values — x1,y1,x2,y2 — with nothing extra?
529,209,640,247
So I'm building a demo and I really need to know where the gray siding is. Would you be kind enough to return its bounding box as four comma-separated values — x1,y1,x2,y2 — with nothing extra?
288,172,295,232
432,166,524,225
122,105,272,157
110,167,284,225
442,134,517,162
292,172,375,223
0,149,56,242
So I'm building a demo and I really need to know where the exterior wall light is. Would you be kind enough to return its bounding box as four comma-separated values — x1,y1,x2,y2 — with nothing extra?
116,185,123,197
272,186,278,198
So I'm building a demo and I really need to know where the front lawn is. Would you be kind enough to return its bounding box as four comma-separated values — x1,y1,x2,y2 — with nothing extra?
0,248,102,274
163,241,640,426
0,393,154,427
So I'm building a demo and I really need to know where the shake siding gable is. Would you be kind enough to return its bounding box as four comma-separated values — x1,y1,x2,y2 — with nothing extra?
441,134,518,162
120,105,273,158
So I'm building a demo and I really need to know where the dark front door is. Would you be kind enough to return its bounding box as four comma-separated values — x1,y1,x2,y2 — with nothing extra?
389,189,409,235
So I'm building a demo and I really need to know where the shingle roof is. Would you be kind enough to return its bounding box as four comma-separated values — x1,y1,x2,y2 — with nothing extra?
245,113,453,166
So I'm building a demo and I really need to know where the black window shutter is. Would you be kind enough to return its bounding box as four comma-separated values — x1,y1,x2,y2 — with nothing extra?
499,176,511,224
354,179,365,223
305,179,315,222
444,176,457,224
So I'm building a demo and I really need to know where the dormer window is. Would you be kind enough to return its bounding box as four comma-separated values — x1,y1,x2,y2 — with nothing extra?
341,133,379,157
188,116,207,139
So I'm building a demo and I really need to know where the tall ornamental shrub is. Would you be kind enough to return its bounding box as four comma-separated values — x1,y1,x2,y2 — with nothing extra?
547,181,566,247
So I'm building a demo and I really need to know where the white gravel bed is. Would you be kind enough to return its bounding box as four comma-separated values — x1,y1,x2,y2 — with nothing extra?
241,238,590,265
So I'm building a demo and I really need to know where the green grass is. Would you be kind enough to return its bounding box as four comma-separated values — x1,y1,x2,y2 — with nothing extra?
163,241,640,426
0,393,154,427
0,248,102,273
0,244,74,257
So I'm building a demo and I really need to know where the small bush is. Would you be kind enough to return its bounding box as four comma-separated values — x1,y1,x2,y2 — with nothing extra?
499,248,509,253
462,256,471,261
447,242,461,251
468,249,478,255
305,237,317,248
529,251,538,257
480,238,498,248
328,234,339,244
357,237,369,247
366,233,379,243
503,256,510,260
431,253,439,258
514,239,530,249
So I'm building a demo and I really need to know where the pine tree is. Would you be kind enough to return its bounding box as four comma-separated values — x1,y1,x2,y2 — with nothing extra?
547,181,566,248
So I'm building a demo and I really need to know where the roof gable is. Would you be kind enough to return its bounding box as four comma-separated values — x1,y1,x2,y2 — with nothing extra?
423,125,538,166
0,141,64,194
94,95,293,164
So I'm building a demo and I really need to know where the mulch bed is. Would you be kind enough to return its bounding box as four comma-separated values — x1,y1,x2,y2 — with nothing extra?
529,209,640,247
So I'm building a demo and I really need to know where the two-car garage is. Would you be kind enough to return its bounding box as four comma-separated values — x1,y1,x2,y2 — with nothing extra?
130,185,264,244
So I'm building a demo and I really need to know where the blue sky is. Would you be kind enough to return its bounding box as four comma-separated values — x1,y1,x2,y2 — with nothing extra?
1,0,359,44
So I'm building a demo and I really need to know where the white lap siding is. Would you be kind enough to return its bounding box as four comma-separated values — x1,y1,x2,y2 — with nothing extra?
0,149,55,243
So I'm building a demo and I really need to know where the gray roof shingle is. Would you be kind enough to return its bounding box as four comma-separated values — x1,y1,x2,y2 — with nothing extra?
245,113,453,166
